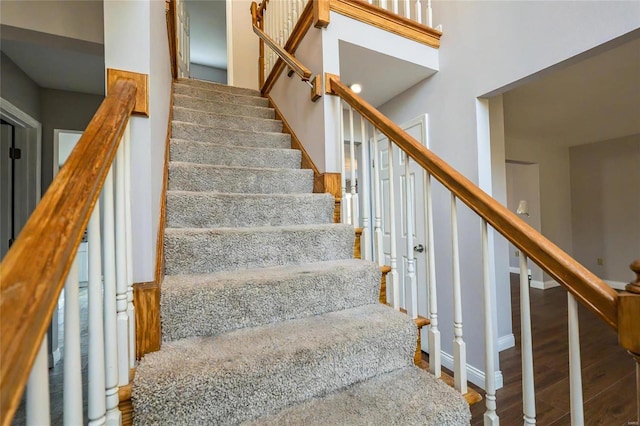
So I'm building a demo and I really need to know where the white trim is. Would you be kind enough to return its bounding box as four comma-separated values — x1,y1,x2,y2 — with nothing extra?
530,280,560,290
225,0,234,86
441,350,503,391
497,333,515,351
604,280,627,290
53,129,84,178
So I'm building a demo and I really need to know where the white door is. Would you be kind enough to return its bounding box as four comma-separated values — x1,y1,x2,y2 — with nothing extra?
377,115,430,320
177,0,191,78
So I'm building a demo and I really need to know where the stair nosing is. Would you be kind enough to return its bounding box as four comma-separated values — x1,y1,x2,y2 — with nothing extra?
173,93,274,112
169,161,312,173
171,120,288,137
167,190,331,198
169,138,295,153
164,223,350,234
173,81,266,100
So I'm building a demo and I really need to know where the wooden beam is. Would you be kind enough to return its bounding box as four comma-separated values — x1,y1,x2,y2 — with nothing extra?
107,69,149,117
313,0,330,28
134,281,161,359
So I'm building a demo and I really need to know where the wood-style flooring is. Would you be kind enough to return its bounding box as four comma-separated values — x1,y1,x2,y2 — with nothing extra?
467,274,636,425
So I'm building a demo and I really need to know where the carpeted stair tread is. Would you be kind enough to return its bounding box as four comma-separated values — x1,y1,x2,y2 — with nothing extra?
176,78,261,97
166,192,335,228
170,139,301,169
133,304,417,425
164,223,355,275
168,162,313,194
173,106,283,133
172,121,291,149
173,83,270,107
161,259,381,341
173,94,275,119
245,366,471,426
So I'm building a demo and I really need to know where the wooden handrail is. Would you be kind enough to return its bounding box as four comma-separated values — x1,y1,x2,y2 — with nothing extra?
251,3,312,82
166,0,178,80
0,79,137,426
326,74,620,330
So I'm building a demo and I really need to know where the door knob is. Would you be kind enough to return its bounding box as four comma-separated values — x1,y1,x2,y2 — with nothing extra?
414,244,424,253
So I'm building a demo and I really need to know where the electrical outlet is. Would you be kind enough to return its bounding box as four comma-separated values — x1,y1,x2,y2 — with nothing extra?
597,258,604,265
515,251,519,257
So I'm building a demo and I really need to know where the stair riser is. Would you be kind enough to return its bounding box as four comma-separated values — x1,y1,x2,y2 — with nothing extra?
177,79,261,97
173,107,283,133
174,95,275,119
164,225,354,275
161,261,381,341
171,123,291,149
133,306,417,425
174,84,270,107
168,164,314,194
170,140,301,169
166,193,335,228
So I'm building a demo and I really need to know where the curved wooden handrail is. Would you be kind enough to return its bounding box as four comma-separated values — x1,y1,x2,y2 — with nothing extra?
251,1,312,82
326,74,620,330
0,79,137,426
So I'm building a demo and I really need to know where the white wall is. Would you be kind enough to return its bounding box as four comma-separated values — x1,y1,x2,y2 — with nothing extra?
103,0,171,283
0,0,104,45
570,134,640,284
376,1,639,383
190,63,227,84
228,0,259,90
505,162,543,284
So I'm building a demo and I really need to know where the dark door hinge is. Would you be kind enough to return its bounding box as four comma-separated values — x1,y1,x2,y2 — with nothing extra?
9,147,21,160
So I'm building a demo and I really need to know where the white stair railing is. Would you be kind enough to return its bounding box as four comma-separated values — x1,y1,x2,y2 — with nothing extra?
337,80,584,426
17,121,136,426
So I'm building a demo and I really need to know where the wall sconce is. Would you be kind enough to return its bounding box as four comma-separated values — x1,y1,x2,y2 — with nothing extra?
516,200,529,217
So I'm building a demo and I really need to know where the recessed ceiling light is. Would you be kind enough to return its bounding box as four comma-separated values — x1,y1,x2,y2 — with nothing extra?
350,83,362,94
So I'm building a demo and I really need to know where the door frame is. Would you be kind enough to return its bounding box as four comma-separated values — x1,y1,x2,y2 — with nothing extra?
0,97,42,204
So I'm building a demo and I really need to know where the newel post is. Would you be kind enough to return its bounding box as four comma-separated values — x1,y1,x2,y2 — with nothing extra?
619,259,640,425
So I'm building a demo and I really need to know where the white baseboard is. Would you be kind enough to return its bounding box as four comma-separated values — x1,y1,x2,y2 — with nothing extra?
440,351,503,391
497,334,515,352
604,280,627,290
509,266,531,276
529,280,560,290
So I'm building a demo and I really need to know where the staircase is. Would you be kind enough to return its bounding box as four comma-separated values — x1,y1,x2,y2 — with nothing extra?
131,78,471,425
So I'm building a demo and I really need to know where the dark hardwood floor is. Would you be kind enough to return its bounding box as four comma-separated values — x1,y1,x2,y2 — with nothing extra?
467,274,636,425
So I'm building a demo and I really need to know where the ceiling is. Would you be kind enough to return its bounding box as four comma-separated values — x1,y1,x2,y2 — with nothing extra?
185,0,227,70
503,36,640,147
339,40,437,108
1,25,105,95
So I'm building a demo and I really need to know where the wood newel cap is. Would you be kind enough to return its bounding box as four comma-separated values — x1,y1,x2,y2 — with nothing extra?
626,259,640,294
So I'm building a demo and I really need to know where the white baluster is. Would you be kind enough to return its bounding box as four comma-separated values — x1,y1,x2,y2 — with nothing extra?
415,0,423,24
349,106,359,226
88,203,106,426
360,117,372,261
404,0,411,19
450,194,467,394
115,142,130,387
102,166,122,425
426,0,433,27
64,257,83,425
481,220,499,425
520,254,536,425
380,0,388,11
292,0,299,30
340,104,351,224
388,142,400,310
123,123,135,369
424,171,440,377
404,153,417,318
392,0,399,14
568,293,585,425
372,127,384,266
286,0,293,41
27,337,50,426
